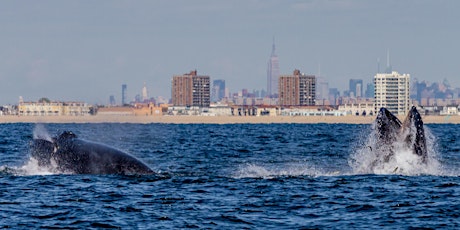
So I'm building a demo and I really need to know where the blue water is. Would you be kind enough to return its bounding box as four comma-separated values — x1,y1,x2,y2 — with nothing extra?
1,123,460,228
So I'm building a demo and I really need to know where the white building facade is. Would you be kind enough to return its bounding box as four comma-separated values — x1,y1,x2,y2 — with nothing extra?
18,101,91,116
374,71,410,115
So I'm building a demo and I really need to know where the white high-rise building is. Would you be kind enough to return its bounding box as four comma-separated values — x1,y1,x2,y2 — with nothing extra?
356,83,362,98
142,83,149,101
374,71,410,115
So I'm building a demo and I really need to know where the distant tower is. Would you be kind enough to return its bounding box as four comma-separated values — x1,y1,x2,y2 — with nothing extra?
212,79,226,102
316,77,329,101
122,84,127,106
267,38,280,98
385,49,392,74
316,63,329,103
142,83,149,102
109,95,116,106
328,88,339,106
365,83,375,98
349,79,363,98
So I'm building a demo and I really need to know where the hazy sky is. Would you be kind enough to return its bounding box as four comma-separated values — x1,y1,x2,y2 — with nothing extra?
0,0,459,105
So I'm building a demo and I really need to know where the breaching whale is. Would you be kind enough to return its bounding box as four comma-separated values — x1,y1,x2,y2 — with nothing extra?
31,131,154,175
374,106,427,163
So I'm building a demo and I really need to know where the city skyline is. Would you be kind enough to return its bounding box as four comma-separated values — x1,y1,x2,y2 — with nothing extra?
0,1,459,105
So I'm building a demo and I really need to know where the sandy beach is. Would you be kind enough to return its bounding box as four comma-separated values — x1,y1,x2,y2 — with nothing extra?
1,115,459,124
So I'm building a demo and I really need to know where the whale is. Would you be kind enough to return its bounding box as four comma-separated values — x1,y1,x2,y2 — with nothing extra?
374,106,427,163
30,131,154,175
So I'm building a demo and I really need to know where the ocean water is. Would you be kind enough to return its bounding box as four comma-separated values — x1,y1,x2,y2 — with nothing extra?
1,122,460,228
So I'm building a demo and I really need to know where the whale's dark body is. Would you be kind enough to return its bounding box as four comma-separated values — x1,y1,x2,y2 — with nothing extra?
375,106,427,162
31,131,154,175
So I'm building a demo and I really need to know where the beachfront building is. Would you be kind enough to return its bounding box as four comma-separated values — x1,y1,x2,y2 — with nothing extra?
18,101,92,116
374,71,410,115
278,69,316,106
171,70,210,107
338,103,375,116
440,106,460,115
97,103,164,116
280,106,346,116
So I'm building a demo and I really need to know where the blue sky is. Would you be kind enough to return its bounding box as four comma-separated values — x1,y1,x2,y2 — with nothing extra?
0,0,459,104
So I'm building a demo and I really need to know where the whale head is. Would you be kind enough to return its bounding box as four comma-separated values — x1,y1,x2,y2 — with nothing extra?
374,106,427,163
376,107,402,144
30,131,78,167
402,106,427,161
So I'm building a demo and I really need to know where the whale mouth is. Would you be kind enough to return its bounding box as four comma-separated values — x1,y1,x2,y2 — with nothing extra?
349,106,439,175
375,107,427,159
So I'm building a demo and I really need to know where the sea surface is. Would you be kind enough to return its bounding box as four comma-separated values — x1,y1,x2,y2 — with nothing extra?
1,122,460,228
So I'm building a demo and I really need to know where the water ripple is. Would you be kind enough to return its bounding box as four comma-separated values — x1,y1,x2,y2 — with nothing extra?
0,123,459,228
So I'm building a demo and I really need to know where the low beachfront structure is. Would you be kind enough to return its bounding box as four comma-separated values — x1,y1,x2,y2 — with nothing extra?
97,107,134,116
440,106,460,116
280,106,346,116
337,103,375,116
167,105,279,116
97,103,163,116
168,106,205,116
18,101,92,116
0,105,17,116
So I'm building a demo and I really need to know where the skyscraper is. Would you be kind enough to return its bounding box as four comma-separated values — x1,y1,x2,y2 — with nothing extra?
109,95,116,106
141,83,149,102
278,69,316,106
172,70,210,107
316,77,329,101
385,49,392,74
267,39,280,98
212,79,226,102
349,79,363,98
374,71,410,115
121,84,127,106
365,83,375,98
328,88,339,106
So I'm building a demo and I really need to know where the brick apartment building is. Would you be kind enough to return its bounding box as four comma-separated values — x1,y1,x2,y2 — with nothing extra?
171,70,210,107
279,69,316,106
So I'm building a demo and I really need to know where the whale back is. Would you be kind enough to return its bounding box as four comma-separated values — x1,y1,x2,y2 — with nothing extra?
32,131,154,175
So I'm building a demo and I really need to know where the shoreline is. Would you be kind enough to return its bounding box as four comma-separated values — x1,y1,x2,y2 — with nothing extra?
1,115,459,124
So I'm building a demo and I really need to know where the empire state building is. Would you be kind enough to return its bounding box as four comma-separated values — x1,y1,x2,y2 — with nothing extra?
267,40,280,97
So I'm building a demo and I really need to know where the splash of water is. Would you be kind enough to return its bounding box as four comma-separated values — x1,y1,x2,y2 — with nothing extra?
2,124,74,176
0,158,57,176
33,123,53,142
349,121,442,176
232,163,341,179
19,158,57,175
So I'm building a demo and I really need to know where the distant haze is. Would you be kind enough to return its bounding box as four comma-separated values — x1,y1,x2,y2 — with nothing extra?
0,0,459,105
